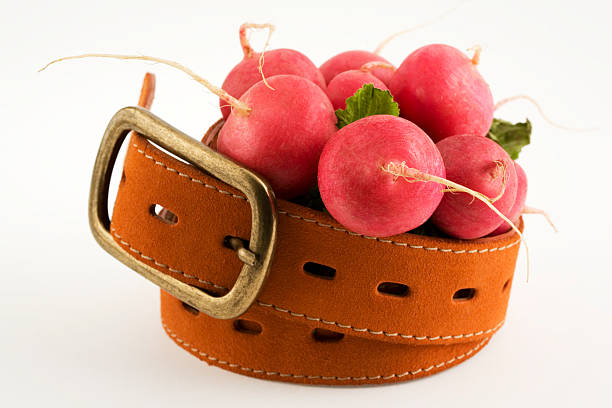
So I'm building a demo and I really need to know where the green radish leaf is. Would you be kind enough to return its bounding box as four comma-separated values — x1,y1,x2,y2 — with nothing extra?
335,84,400,129
487,118,532,160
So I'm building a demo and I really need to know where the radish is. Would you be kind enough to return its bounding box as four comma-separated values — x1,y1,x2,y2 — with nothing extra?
318,115,445,237
326,68,388,110
430,135,518,239
490,162,527,236
319,50,395,85
39,55,336,200
219,23,325,119
389,44,494,142
218,74,336,199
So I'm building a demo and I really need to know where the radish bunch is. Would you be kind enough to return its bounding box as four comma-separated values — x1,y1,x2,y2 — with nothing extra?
41,25,538,241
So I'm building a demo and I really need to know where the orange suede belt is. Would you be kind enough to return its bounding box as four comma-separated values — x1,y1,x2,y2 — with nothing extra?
101,74,522,385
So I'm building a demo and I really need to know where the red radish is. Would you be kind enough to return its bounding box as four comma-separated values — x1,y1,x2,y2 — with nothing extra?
389,44,494,142
218,74,336,199
39,55,336,199
319,50,395,85
431,135,518,239
490,162,527,235
318,115,445,237
219,23,325,119
326,69,388,110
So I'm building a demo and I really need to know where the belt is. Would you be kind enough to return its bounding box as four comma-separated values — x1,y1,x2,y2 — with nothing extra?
89,74,522,385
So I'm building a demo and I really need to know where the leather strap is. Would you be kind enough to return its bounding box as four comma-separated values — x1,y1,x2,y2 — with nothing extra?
107,74,522,385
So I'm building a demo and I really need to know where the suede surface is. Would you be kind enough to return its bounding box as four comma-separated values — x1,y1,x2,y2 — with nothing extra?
109,133,522,385
104,74,522,385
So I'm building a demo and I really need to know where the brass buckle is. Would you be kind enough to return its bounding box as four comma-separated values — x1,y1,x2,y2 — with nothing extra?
89,106,278,319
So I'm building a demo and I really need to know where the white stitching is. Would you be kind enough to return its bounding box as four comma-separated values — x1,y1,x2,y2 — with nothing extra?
112,228,228,292
163,322,490,381
132,144,520,254
134,145,247,201
111,228,505,341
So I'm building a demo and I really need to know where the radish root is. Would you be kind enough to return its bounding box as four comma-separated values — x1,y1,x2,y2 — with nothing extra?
373,1,469,54
494,94,596,132
522,205,558,232
489,160,508,203
38,53,252,117
437,160,507,204
239,22,276,90
381,161,530,279
360,61,396,73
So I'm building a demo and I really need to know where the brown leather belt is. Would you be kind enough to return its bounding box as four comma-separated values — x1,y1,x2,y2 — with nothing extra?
90,74,522,385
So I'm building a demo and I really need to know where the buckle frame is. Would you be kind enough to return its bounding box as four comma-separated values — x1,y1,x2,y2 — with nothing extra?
89,106,278,319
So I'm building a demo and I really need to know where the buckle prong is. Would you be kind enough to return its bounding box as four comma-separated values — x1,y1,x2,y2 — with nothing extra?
89,107,278,319
226,237,258,266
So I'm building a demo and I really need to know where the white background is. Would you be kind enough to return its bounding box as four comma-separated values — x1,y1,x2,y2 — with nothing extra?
1,0,611,406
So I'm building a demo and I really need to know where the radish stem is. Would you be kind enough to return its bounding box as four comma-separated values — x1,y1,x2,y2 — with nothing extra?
468,45,482,65
239,23,276,90
360,61,395,73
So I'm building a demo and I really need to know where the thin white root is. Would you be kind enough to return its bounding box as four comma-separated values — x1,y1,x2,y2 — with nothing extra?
239,22,276,90
38,53,252,116
522,205,558,232
360,61,396,73
240,23,275,58
468,45,482,65
494,94,596,132
373,1,470,54
489,160,508,203
381,161,530,280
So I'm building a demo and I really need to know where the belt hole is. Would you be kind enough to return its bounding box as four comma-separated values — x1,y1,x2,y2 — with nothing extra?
150,204,178,225
502,279,511,292
453,288,476,301
233,319,262,335
303,262,336,280
377,282,410,297
181,302,199,315
223,235,249,250
312,328,344,342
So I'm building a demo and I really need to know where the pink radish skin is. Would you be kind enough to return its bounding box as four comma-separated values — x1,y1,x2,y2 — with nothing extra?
490,162,527,236
319,50,395,85
389,44,494,142
220,49,326,119
326,70,388,110
431,135,518,239
318,115,445,237
218,75,337,199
